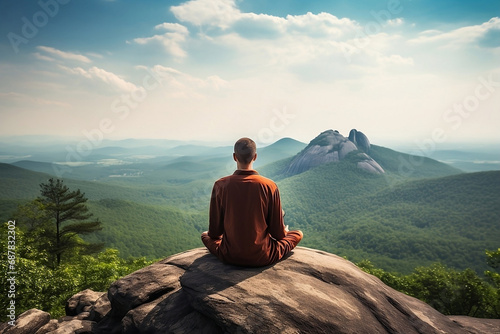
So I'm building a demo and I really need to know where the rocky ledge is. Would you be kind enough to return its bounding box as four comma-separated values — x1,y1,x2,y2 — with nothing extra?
2,247,499,333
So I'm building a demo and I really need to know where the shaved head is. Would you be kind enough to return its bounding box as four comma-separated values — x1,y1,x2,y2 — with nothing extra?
234,137,257,164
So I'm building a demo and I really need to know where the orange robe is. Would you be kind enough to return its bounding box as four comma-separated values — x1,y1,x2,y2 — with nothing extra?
202,170,302,267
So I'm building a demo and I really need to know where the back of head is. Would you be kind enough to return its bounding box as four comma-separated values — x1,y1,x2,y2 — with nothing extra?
234,137,257,164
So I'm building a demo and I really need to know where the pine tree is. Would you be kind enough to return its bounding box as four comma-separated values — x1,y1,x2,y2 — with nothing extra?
39,178,103,266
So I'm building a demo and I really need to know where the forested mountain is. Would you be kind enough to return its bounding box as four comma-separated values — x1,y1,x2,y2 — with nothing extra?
1,133,498,275
278,164,499,273
259,131,496,274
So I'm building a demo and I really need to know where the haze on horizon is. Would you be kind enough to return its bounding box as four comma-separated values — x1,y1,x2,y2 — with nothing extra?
0,0,499,149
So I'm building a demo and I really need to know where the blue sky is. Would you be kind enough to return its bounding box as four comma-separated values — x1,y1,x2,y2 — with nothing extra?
0,0,499,148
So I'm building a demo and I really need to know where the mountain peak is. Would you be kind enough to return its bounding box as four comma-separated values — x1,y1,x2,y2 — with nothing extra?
309,129,346,147
348,129,371,153
284,129,384,176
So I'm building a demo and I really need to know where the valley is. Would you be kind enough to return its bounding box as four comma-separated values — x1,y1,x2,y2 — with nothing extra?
0,131,499,275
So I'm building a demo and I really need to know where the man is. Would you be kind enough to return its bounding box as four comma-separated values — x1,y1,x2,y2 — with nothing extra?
201,137,303,267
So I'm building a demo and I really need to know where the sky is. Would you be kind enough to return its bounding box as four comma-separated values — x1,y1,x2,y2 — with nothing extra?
0,0,499,148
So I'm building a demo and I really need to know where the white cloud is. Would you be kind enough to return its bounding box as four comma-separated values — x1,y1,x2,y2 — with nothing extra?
409,17,500,48
285,12,358,38
164,0,409,77
386,18,404,27
129,0,414,86
33,52,56,62
155,22,189,34
378,54,414,66
3,0,498,144
170,0,239,29
60,66,91,78
170,0,358,40
88,67,139,92
151,65,227,95
37,46,92,63
132,23,189,58
232,13,287,39
60,65,140,92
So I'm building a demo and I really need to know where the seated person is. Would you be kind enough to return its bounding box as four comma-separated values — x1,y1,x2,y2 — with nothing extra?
201,137,303,267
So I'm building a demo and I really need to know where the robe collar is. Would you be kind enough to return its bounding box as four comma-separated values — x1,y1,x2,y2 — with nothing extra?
233,169,259,176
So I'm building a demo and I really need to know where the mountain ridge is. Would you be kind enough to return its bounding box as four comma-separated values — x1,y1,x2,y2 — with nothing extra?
0,133,497,273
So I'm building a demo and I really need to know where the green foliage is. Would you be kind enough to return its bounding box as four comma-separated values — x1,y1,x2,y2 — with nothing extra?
485,248,500,317
282,169,500,274
0,144,499,321
0,222,153,320
356,260,410,293
407,264,493,317
357,253,500,319
84,199,205,259
29,179,104,266
67,249,152,294
486,248,500,270
0,148,498,283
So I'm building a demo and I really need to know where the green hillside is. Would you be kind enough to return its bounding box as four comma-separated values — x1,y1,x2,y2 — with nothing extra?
260,143,495,274
254,138,307,167
369,145,462,179
1,142,498,275
85,199,205,259
279,166,500,274
0,162,211,208
0,163,208,259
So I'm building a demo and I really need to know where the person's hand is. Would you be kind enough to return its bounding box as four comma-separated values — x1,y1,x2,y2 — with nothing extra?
285,225,289,233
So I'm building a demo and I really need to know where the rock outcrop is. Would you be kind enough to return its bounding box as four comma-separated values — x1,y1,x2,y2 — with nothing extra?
285,129,384,176
3,247,499,334
348,129,371,153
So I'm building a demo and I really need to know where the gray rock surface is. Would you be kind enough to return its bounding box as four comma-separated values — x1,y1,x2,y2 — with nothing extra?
357,153,385,174
34,319,58,334
88,294,111,323
285,129,384,175
1,309,50,334
2,247,499,333
349,129,371,152
100,247,500,333
65,289,105,317
449,316,500,333
45,320,95,334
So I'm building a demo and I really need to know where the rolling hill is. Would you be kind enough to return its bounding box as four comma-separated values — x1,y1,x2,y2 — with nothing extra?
0,163,208,259
1,133,498,274
260,131,496,274
278,165,500,274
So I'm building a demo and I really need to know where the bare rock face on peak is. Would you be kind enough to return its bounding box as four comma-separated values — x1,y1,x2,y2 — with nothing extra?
5,247,499,334
349,129,371,153
285,129,384,176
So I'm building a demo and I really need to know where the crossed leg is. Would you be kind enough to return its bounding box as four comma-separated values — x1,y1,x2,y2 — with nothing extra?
201,230,303,266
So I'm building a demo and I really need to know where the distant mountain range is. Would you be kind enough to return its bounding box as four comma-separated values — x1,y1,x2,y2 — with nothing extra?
0,130,499,274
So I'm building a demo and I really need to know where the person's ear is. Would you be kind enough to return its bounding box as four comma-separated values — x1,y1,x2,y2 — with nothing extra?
233,153,238,162
253,153,257,162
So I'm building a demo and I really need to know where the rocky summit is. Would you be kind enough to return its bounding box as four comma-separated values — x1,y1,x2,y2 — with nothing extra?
284,129,385,176
3,247,499,334
348,129,371,153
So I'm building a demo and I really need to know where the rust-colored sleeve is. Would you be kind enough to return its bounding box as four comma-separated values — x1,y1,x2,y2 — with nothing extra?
267,186,286,240
208,181,223,239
